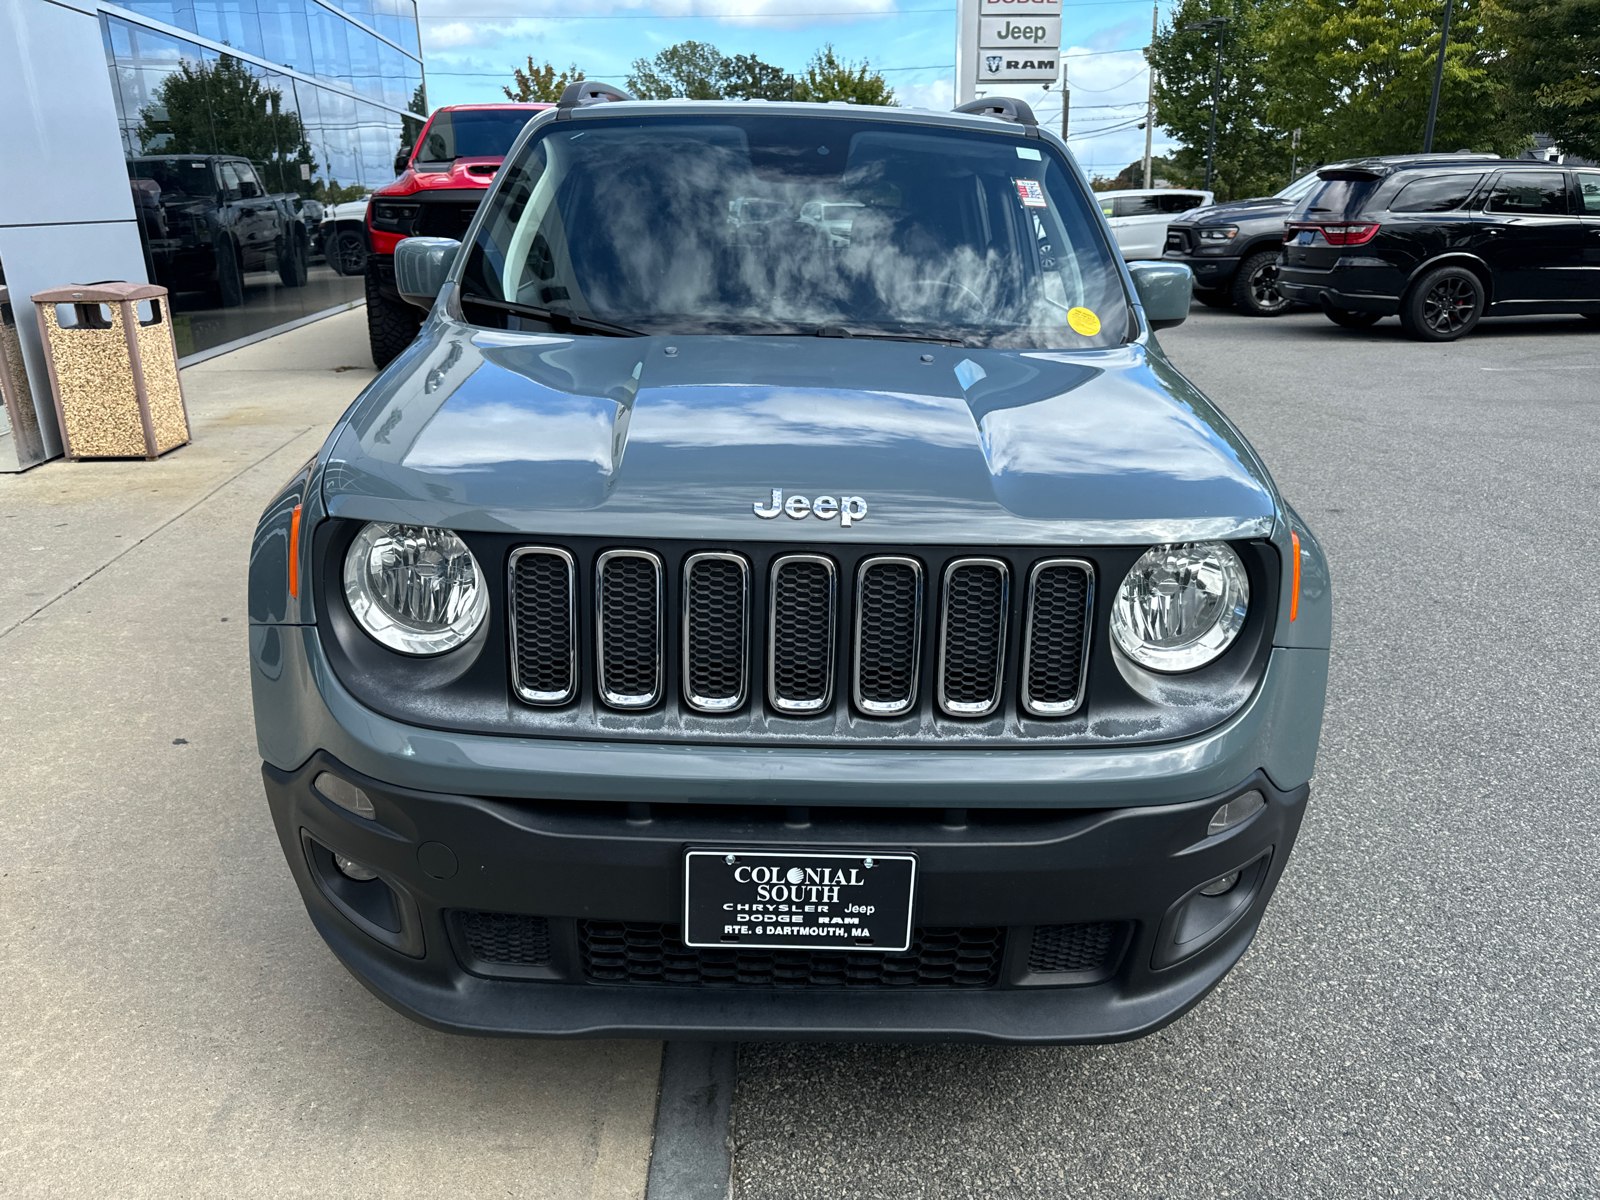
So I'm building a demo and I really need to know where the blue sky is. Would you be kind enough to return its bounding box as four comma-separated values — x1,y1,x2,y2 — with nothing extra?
417,0,1180,180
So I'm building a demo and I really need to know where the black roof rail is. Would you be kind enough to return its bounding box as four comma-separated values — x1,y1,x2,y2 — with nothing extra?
953,97,1038,127
557,80,634,109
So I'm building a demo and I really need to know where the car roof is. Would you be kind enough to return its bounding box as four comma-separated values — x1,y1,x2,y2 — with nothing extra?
434,103,554,112
1094,187,1210,198
1318,153,1502,177
558,98,1039,138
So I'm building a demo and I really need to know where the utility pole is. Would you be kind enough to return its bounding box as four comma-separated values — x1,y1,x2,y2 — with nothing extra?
1183,17,1229,193
1142,0,1157,188
1062,86,1070,143
1422,0,1455,153
1289,127,1301,180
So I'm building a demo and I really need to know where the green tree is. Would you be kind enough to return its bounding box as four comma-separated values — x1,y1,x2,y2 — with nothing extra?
137,54,317,196
720,52,799,100
1486,0,1600,161
504,59,584,103
628,41,733,99
791,44,896,105
1148,0,1294,200
1259,0,1528,162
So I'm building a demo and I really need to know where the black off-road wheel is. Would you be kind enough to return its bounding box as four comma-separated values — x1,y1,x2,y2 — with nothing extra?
1399,266,1485,342
1321,301,1383,329
277,227,309,287
366,262,423,369
329,229,368,276
1194,288,1234,310
212,235,245,308
1231,249,1293,316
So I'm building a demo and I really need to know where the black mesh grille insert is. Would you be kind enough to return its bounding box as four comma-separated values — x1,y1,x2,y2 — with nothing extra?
684,556,747,708
578,922,1005,988
940,561,1007,713
855,559,921,712
1028,921,1123,974
598,553,660,705
457,912,552,966
1024,562,1091,715
511,550,575,702
770,557,834,710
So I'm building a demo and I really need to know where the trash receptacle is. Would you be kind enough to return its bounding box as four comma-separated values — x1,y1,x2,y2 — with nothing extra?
32,282,190,461
0,284,49,471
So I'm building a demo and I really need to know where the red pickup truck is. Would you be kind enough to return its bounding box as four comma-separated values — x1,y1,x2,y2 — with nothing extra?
365,103,552,367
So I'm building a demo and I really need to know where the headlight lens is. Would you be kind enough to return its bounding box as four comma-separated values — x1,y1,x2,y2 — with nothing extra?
1197,225,1239,240
1111,542,1249,672
343,522,487,655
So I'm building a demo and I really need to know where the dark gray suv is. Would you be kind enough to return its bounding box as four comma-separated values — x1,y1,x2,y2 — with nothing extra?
1160,171,1323,315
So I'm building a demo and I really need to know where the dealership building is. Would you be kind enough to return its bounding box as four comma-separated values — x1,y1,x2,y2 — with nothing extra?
0,0,426,469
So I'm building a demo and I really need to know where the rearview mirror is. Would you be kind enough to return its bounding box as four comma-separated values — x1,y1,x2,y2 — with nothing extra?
393,236,461,311
1127,261,1193,331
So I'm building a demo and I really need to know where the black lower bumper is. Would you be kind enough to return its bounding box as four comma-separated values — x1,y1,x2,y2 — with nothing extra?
1279,266,1402,315
367,253,399,303
1163,250,1240,292
263,753,1309,1042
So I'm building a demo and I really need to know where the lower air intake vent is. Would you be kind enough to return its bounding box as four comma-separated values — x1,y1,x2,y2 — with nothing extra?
683,553,749,712
768,555,836,713
854,557,923,716
456,911,552,966
1022,559,1093,717
596,550,662,708
938,558,1009,717
579,922,1004,987
510,547,576,705
1028,921,1125,975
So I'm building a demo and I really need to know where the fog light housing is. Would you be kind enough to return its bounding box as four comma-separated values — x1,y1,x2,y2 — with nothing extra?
1198,869,1242,897
334,853,379,882
314,772,375,818
1207,789,1265,836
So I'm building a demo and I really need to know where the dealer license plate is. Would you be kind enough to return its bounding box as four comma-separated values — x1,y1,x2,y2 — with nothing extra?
682,849,917,951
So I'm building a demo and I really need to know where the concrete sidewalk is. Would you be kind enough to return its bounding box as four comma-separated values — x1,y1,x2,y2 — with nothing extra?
0,312,661,1198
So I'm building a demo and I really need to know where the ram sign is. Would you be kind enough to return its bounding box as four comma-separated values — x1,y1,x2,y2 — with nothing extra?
958,0,1062,99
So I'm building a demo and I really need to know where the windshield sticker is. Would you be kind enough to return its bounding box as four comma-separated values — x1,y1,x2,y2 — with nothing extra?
1067,307,1101,337
1015,146,1042,161
1014,179,1047,208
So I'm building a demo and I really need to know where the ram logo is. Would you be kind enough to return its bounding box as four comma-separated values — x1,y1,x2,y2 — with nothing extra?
985,55,1003,73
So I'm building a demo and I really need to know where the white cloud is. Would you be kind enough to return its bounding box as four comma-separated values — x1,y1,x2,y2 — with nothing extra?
417,0,905,39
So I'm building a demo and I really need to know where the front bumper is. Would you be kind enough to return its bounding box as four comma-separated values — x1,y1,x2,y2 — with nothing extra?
267,752,1307,1042
1162,246,1241,292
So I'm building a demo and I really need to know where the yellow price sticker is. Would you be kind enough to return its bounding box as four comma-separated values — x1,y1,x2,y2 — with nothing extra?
1067,307,1101,337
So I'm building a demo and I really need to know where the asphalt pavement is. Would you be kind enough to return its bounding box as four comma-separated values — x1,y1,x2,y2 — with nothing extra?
729,306,1600,1198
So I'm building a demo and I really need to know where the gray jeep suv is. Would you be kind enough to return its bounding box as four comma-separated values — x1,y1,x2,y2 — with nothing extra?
248,86,1331,1043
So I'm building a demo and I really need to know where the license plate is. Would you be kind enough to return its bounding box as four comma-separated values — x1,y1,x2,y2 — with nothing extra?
683,849,917,951
1296,230,1315,245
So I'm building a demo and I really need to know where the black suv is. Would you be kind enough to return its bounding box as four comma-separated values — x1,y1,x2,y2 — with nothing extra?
1279,156,1600,341
1160,171,1322,315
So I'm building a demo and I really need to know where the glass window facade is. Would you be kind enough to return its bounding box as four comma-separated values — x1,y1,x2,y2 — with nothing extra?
102,1,424,355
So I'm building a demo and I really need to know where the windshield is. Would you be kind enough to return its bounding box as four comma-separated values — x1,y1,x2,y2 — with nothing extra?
130,158,216,198
1276,171,1322,202
416,109,540,164
458,114,1131,349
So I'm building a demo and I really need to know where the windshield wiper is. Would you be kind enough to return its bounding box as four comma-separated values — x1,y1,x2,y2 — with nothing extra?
814,325,965,347
461,294,646,338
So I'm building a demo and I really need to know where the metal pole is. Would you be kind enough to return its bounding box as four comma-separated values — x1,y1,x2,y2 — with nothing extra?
1062,86,1070,143
1203,30,1222,192
1142,0,1157,188
1422,0,1454,153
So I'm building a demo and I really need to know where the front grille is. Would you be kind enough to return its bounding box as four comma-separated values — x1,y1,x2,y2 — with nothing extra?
1021,559,1093,717
596,550,662,708
578,922,1005,988
510,547,577,705
682,553,749,711
768,555,836,713
853,557,923,715
1028,922,1124,974
418,201,481,239
457,911,552,966
938,559,1009,717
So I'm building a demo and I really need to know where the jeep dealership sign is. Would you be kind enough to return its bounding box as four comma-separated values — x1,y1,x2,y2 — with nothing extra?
958,0,1061,100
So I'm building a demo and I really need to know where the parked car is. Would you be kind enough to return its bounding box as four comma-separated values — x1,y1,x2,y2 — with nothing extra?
250,86,1331,1043
1279,155,1600,341
1161,170,1324,315
297,198,326,259
1096,188,1212,260
798,198,865,244
365,102,552,367
128,155,309,307
320,195,374,276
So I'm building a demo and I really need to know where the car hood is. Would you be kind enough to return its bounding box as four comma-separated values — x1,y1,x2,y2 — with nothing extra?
320,323,1278,545
1175,196,1294,226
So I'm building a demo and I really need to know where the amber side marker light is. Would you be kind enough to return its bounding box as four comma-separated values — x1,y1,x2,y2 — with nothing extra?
288,505,302,601
1286,537,1299,630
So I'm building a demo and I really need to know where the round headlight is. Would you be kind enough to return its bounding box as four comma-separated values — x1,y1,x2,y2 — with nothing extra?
1111,542,1249,673
343,522,488,655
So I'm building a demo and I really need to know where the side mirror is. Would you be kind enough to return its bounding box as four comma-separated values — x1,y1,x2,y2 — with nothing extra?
393,236,460,311
1127,260,1193,331
394,146,412,175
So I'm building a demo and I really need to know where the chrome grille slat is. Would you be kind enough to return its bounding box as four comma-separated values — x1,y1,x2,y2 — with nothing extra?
937,558,1009,718
853,556,923,716
682,552,750,712
596,550,663,709
1021,558,1094,717
768,554,837,714
508,546,577,705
